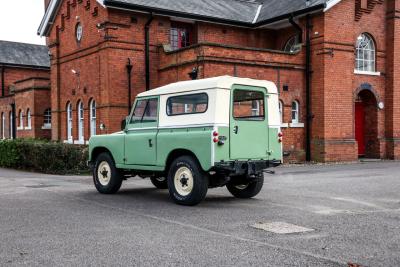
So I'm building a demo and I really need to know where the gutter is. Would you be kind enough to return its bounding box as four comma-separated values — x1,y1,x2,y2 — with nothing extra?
305,15,312,162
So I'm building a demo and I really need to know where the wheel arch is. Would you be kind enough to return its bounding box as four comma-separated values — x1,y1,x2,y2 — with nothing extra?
91,146,115,163
165,149,204,172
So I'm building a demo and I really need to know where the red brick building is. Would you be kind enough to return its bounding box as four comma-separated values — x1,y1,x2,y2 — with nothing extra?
36,0,400,162
0,41,51,140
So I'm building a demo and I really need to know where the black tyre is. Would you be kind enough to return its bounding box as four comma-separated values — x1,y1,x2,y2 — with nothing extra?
93,152,123,194
167,156,208,206
150,177,168,189
226,175,264,199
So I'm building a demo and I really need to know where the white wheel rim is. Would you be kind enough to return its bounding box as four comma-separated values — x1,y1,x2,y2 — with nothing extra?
174,167,194,196
98,161,111,186
235,184,249,190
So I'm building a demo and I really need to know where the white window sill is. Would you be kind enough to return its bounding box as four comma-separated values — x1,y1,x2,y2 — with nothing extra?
280,123,289,128
64,140,73,144
42,125,52,130
24,127,32,130
354,70,381,76
17,127,24,130
289,122,304,128
74,140,85,145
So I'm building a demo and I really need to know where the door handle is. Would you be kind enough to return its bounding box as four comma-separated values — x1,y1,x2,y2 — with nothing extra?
233,126,239,134
148,139,153,147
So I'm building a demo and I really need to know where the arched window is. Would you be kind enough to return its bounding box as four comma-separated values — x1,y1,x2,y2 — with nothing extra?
89,99,96,137
279,100,284,124
355,33,376,72
291,101,299,123
9,111,13,139
67,102,73,142
284,35,301,53
43,108,51,128
1,113,5,139
77,101,84,142
19,110,23,129
26,109,31,129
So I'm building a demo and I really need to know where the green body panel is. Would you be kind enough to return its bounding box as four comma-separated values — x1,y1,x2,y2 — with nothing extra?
268,128,282,161
88,132,125,165
156,127,213,171
125,129,157,165
230,85,269,160
213,126,230,162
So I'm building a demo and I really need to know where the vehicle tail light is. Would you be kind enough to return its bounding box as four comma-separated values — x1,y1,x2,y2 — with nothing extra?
278,132,283,138
213,131,219,137
213,138,219,143
278,132,283,143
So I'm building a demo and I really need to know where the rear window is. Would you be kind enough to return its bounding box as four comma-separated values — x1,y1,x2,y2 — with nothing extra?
167,93,208,116
233,90,265,120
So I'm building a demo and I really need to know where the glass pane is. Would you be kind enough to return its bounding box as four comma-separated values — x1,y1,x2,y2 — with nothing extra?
131,99,147,123
233,90,265,120
167,93,208,116
142,99,158,123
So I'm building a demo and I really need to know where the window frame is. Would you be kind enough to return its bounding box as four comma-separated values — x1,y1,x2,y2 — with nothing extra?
77,101,84,141
26,109,31,129
166,93,209,117
232,89,266,121
89,100,96,137
1,113,5,139
355,33,376,73
67,102,73,141
279,100,284,124
43,108,52,128
128,97,159,127
291,100,300,123
283,35,301,53
170,22,194,51
19,110,24,129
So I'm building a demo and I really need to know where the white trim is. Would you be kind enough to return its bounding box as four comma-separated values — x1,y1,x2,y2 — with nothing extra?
96,0,105,8
289,123,304,128
74,140,85,145
280,123,289,128
252,4,263,24
64,140,73,144
42,124,52,130
38,0,59,36
324,0,342,12
17,126,24,130
24,127,32,130
354,70,381,76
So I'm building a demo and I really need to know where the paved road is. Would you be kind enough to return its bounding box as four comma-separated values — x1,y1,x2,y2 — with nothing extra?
0,162,399,267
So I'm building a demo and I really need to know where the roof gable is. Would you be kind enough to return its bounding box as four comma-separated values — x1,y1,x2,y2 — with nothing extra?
38,0,340,36
0,41,50,68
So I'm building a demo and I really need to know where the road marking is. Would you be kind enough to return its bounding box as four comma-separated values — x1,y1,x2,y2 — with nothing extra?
36,187,347,266
331,197,385,209
251,222,315,234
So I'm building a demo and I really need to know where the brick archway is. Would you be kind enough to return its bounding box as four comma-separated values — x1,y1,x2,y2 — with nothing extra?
354,86,380,158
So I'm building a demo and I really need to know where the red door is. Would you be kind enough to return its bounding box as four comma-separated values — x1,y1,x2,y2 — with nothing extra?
355,102,365,156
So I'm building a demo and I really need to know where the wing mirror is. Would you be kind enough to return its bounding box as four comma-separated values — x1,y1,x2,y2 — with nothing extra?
121,116,130,131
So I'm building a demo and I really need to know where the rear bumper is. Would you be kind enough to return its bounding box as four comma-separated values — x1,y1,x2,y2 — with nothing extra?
214,160,281,177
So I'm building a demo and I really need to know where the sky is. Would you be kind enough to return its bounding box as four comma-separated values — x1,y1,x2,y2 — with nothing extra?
0,0,46,45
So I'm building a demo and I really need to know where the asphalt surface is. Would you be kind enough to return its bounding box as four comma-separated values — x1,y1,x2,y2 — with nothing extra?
0,161,399,267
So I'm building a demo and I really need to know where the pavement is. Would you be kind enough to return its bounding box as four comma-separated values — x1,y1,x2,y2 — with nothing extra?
0,161,399,267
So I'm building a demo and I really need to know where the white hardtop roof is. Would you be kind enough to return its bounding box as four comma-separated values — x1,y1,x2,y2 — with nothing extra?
137,76,278,98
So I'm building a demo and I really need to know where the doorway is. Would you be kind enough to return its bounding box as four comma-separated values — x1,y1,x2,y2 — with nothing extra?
355,90,379,158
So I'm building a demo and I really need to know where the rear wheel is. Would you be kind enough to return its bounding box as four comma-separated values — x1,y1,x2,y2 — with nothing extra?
167,156,208,206
226,175,264,199
150,177,168,189
93,153,123,194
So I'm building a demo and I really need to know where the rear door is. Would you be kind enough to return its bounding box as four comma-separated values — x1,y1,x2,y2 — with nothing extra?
230,86,269,160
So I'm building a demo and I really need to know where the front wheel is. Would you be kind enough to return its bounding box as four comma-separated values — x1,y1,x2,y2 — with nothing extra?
93,153,123,194
226,175,264,199
167,156,208,206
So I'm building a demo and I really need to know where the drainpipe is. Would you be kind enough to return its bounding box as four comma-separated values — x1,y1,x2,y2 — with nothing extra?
289,16,303,43
126,58,133,112
1,66,4,97
305,15,312,162
145,14,154,91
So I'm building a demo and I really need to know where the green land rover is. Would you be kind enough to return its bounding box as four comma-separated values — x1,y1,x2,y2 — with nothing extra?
88,76,283,206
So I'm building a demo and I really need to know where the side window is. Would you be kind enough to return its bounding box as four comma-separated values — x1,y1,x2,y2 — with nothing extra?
233,90,265,120
291,101,299,123
167,93,208,116
130,98,158,124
